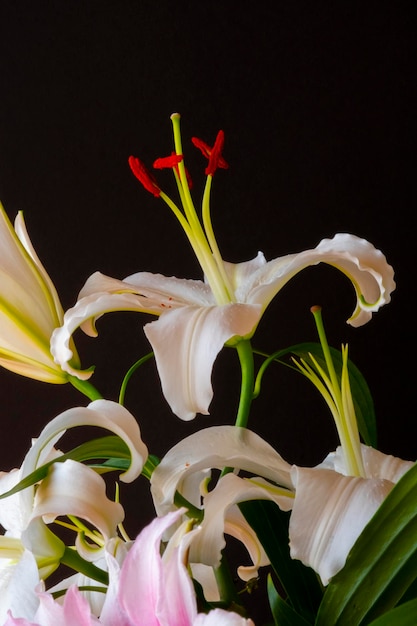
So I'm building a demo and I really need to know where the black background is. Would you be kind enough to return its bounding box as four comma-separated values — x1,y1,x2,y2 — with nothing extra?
0,2,415,615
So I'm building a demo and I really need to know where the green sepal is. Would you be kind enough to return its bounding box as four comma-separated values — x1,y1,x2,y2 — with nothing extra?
239,500,322,623
315,462,417,626
268,574,313,625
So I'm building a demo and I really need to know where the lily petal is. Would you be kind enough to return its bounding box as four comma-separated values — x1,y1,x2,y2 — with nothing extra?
239,234,395,327
0,550,40,624
26,460,124,561
35,585,101,626
144,303,261,420
50,271,213,381
0,204,75,383
19,518,65,579
101,508,197,626
189,473,292,573
319,444,415,481
289,465,394,585
51,234,394,419
22,399,148,484
52,272,260,420
3,585,101,626
151,426,292,518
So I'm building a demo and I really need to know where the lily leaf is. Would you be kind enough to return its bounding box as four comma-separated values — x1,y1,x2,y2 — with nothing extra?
367,598,417,625
240,500,322,622
315,462,417,625
0,436,132,499
267,574,313,626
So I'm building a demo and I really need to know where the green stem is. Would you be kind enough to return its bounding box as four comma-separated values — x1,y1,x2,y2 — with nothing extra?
310,306,340,395
234,339,255,429
221,339,255,478
174,491,204,523
60,546,109,585
119,352,154,405
68,375,103,401
213,552,244,611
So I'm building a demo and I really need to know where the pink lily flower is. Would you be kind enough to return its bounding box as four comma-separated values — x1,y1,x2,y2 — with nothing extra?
3,510,254,626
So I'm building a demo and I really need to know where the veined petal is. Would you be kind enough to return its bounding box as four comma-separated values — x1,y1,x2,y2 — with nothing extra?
14,212,64,324
0,351,68,384
289,466,394,585
224,505,270,581
159,523,200,626
239,234,395,327
0,206,61,332
0,204,75,383
0,470,30,534
0,549,40,624
47,568,108,618
20,519,65,579
101,508,196,626
318,444,415,482
34,585,101,626
110,271,215,307
222,252,267,295
189,473,293,573
27,460,124,561
144,303,261,420
78,271,214,307
50,291,163,380
22,399,148,484
360,445,415,481
151,426,292,518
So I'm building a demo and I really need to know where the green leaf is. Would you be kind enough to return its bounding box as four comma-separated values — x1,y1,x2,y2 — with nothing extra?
315,462,417,626
268,575,313,625
240,500,322,623
0,436,131,499
61,546,108,585
367,598,417,626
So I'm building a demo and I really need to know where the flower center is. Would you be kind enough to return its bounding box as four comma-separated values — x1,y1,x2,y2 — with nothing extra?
128,113,236,306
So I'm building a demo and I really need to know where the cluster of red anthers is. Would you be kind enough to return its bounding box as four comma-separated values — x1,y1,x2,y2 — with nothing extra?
128,130,228,197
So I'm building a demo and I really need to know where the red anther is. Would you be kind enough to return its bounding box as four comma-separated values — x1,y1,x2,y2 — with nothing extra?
153,152,193,189
128,155,160,197
191,130,229,176
153,152,183,169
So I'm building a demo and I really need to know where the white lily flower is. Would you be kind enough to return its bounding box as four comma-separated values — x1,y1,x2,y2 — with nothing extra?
289,445,414,585
21,399,149,485
150,425,293,518
150,423,414,587
0,202,79,383
189,472,292,578
150,426,293,579
0,549,40,623
50,115,395,420
24,459,124,562
1,400,147,610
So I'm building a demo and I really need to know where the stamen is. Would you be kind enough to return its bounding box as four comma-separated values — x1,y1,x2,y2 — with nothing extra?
191,131,229,175
153,153,183,169
128,155,160,197
153,153,193,189
207,130,228,176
